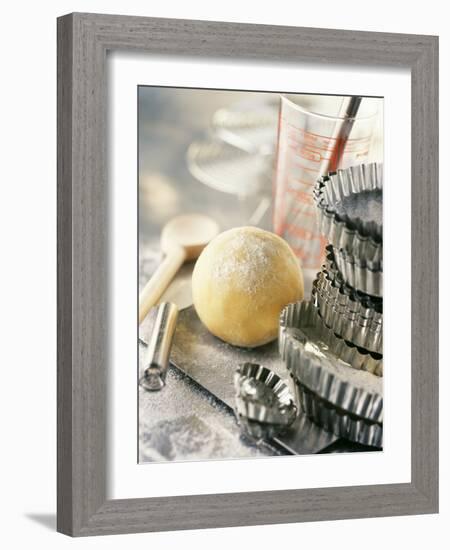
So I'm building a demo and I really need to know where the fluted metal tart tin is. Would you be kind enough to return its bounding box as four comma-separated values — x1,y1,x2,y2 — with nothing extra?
279,301,383,422
314,163,383,263
328,245,383,298
312,265,383,355
234,363,297,442
280,299,383,377
294,382,383,447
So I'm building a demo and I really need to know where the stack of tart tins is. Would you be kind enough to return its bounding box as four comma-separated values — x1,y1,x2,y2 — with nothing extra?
313,255,383,357
314,162,383,298
313,162,383,359
279,302,383,447
277,162,384,447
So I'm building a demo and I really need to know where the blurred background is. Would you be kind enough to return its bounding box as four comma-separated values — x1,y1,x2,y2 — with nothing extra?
139,87,382,253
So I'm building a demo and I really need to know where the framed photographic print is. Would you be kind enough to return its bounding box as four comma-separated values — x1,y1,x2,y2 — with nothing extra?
57,13,438,536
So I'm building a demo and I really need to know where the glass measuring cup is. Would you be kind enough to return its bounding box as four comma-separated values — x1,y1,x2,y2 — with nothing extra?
273,95,378,269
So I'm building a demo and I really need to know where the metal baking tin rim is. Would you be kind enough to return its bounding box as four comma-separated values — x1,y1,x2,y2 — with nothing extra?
327,244,382,272
312,291,383,355
312,286,383,355
294,381,383,448
312,265,383,354
314,263,383,315
329,246,383,298
233,362,297,426
280,300,383,377
314,163,383,262
314,162,383,240
279,301,383,422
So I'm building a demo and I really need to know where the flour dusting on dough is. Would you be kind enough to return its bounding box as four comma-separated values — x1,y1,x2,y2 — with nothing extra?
212,231,282,294
192,226,304,347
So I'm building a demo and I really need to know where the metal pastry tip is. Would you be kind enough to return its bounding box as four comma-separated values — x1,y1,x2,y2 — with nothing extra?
139,368,166,392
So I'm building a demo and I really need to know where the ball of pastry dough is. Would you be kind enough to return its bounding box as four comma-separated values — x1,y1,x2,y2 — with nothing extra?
192,226,304,347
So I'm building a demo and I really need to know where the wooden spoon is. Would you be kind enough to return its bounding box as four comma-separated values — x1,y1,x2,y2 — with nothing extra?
139,214,219,323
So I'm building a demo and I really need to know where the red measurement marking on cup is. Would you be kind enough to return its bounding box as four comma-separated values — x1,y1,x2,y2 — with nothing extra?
289,243,325,266
286,188,314,205
283,120,371,163
282,118,372,142
283,223,319,241
297,148,322,162
286,207,316,219
283,121,334,146
285,201,317,217
274,115,373,269
288,180,315,194
292,161,318,174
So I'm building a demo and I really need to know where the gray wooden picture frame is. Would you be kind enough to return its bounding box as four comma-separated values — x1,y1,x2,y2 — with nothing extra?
57,12,439,537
